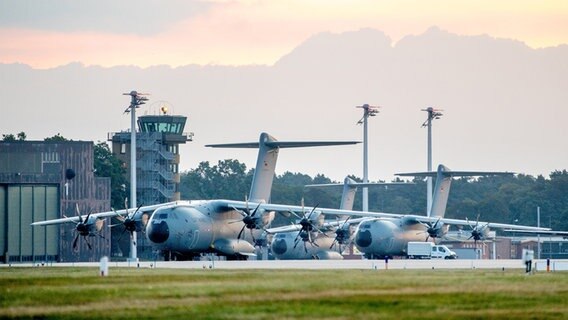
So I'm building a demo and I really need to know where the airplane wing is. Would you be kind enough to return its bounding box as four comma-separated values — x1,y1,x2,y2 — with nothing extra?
31,201,186,226
220,200,551,232
402,215,551,232
396,170,513,177
502,229,568,236
266,217,369,234
220,200,404,220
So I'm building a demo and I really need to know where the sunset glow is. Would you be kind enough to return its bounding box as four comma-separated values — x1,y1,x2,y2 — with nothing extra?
1,0,567,69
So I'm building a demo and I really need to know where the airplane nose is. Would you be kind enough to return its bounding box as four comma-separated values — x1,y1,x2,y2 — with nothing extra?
147,220,169,243
271,239,288,255
355,230,372,248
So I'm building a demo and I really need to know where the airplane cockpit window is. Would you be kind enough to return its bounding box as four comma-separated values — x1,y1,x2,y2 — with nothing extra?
276,234,286,239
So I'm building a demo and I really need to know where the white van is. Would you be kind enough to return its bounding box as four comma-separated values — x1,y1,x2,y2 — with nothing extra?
407,242,457,259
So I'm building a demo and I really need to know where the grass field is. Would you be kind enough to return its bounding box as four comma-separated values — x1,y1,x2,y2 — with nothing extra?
0,267,567,319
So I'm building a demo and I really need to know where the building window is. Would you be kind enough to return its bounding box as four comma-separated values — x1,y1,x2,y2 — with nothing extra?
120,143,126,154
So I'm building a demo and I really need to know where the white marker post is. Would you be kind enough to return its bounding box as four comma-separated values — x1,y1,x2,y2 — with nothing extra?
99,256,109,277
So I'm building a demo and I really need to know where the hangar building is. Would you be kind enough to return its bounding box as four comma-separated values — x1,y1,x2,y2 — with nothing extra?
0,140,111,263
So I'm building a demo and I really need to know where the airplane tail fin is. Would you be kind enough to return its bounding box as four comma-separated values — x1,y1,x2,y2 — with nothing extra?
396,165,513,218
206,132,359,203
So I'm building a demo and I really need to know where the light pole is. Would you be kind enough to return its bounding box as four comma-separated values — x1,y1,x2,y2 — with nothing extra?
356,104,380,212
537,206,541,260
421,107,443,217
123,90,149,262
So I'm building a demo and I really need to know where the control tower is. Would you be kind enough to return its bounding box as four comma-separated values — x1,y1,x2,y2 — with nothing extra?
109,106,193,205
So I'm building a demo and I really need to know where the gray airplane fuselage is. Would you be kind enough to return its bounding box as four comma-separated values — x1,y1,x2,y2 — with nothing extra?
270,231,343,260
354,217,435,258
145,201,262,257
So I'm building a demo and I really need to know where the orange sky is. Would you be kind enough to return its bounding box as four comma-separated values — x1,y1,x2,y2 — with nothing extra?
1,0,567,69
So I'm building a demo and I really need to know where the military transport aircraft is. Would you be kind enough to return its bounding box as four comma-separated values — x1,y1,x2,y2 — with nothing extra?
351,164,545,258
269,178,411,260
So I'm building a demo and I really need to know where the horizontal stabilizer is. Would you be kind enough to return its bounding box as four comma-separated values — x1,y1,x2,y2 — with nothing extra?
206,141,360,149
396,164,513,178
305,182,411,188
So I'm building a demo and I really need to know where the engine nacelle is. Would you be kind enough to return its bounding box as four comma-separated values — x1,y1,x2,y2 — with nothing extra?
314,251,343,260
212,238,255,256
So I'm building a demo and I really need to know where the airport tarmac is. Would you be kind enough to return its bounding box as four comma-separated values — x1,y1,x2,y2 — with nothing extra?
4,259,568,271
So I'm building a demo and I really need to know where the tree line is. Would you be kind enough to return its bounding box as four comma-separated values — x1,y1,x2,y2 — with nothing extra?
180,159,568,231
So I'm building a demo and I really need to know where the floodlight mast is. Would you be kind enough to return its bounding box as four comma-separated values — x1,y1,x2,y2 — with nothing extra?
421,107,443,217
122,90,149,262
356,104,380,212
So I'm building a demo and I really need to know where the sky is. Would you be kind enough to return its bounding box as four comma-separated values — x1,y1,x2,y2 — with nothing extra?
1,0,567,183
1,0,568,69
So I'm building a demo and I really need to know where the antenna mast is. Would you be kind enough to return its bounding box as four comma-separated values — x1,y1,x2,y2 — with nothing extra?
122,90,149,262
421,107,443,217
356,104,380,212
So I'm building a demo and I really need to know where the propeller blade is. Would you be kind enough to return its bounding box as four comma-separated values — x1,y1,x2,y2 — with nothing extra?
251,203,262,217
237,225,246,242
232,206,247,218
84,212,92,225
330,239,337,249
76,204,82,223
307,204,319,220
129,203,144,220
72,233,80,250
84,237,92,250
295,228,306,241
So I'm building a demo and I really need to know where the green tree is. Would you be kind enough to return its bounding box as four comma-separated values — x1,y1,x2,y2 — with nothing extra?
44,133,69,141
2,133,16,141
1,132,26,141
180,160,251,200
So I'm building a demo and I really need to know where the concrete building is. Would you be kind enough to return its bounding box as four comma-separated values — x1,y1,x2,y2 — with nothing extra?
108,113,192,205
0,141,111,263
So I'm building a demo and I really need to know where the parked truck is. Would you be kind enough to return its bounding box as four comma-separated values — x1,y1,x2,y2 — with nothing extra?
407,242,457,259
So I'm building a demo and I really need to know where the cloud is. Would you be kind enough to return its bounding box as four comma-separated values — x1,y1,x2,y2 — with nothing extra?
0,0,567,68
0,0,211,35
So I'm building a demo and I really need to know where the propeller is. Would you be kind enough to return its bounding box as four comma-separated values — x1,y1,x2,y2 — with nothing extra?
72,204,96,250
419,217,444,242
467,215,490,245
231,197,264,242
111,202,144,242
330,217,352,253
291,202,323,252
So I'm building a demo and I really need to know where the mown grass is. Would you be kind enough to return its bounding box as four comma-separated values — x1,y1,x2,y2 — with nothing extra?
0,267,567,319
